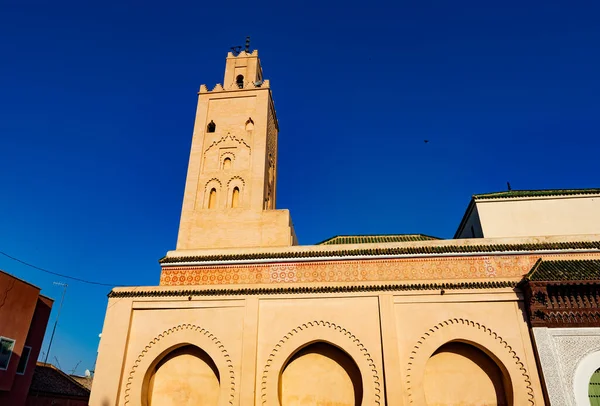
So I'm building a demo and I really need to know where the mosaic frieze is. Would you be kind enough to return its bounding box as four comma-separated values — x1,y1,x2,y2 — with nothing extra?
159,255,544,286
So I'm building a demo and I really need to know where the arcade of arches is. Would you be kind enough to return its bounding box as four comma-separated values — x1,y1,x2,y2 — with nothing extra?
89,48,600,406
143,338,514,406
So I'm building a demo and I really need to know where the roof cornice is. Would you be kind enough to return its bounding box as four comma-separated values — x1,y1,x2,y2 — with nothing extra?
473,188,600,200
160,240,600,266
109,280,518,298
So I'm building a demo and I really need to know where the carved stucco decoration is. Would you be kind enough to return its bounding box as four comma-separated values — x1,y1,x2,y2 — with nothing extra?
160,255,540,286
123,324,235,406
260,320,382,405
533,327,600,406
406,318,536,405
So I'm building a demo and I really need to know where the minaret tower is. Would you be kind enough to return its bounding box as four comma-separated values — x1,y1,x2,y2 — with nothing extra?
176,43,296,250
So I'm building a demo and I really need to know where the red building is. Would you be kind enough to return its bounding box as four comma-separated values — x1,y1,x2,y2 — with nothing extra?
0,270,54,405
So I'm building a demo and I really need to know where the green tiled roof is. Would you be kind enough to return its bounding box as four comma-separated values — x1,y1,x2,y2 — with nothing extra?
159,241,600,264
526,259,600,281
317,234,440,245
473,188,600,200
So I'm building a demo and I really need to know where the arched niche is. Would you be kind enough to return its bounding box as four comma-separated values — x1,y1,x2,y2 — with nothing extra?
406,319,535,405
227,177,244,209
279,341,363,406
574,350,600,406
203,179,222,210
589,367,600,405
423,341,508,405
123,324,235,406
260,321,382,406
147,345,220,406
231,187,240,208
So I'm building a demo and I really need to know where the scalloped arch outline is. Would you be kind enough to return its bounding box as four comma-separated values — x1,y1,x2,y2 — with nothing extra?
260,320,381,405
406,318,535,405
205,177,222,189
227,176,246,188
123,324,235,406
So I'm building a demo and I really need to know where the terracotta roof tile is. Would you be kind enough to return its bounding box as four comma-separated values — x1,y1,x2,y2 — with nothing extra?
29,363,90,398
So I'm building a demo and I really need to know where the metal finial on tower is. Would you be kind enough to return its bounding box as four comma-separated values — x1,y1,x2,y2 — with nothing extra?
245,36,250,53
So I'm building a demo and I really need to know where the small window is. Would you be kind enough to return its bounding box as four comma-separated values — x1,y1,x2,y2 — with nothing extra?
0,337,15,371
208,188,217,209
236,75,244,89
223,157,232,170
245,117,254,131
207,120,216,133
16,346,31,375
232,187,240,208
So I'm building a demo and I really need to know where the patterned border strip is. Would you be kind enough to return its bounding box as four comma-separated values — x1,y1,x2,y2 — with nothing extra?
159,255,540,286
109,280,518,298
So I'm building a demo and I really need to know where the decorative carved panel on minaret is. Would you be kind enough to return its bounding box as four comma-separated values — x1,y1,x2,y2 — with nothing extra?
202,134,251,173
265,103,277,209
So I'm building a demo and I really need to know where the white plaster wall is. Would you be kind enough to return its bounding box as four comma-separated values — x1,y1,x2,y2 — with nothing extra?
533,327,600,405
477,196,600,238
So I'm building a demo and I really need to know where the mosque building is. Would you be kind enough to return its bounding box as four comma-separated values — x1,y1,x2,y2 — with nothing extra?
90,45,600,406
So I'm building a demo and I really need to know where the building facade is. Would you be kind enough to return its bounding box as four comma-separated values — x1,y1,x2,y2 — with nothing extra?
0,270,54,405
522,259,600,405
90,48,600,406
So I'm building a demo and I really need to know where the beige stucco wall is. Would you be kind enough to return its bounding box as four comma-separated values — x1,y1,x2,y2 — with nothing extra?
423,342,507,405
462,195,600,238
90,281,545,406
177,209,296,249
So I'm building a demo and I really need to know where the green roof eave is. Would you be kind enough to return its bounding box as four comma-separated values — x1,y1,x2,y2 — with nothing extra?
316,234,441,245
473,188,600,200
159,240,600,264
525,259,600,282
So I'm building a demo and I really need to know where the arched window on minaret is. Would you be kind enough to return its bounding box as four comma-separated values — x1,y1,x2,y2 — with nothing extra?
236,75,244,89
231,187,240,208
245,117,254,132
223,157,232,170
208,188,217,209
207,120,216,133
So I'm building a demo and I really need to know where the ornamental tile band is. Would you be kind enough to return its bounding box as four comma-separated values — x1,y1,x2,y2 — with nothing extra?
159,255,542,286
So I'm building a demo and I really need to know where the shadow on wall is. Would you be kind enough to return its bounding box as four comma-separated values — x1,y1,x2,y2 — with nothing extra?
147,345,220,406
424,341,509,406
279,341,363,406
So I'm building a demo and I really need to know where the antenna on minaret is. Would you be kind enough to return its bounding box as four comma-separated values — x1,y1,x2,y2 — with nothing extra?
245,36,250,53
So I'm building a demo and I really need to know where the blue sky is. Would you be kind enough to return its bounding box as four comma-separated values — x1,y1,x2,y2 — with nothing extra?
1,0,599,375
